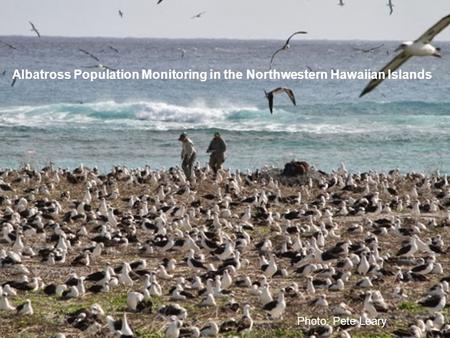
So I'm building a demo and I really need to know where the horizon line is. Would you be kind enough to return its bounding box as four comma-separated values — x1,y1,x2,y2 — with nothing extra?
2,34,450,42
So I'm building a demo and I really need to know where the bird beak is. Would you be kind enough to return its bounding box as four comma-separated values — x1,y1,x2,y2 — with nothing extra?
433,48,442,58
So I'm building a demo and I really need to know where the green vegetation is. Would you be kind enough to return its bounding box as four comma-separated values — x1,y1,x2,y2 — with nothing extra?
398,301,423,314
134,329,164,338
243,327,304,337
353,333,394,338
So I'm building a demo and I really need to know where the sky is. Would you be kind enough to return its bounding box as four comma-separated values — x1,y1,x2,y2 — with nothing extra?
0,0,449,41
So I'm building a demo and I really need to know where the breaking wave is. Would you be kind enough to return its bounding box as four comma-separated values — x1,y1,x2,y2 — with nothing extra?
0,100,448,134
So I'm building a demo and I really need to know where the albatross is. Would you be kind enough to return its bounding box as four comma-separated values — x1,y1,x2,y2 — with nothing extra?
352,44,384,53
108,45,120,53
264,87,296,114
0,40,17,50
263,292,286,319
29,21,41,38
269,31,307,69
191,11,206,19
360,14,450,97
387,0,394,15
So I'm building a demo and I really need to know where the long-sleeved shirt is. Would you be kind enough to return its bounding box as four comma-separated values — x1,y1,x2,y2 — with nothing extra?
207,137,226,154
181,138,196,160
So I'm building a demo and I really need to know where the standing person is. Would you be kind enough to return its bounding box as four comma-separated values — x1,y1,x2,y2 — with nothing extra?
206,132,227,175
179,133,197,180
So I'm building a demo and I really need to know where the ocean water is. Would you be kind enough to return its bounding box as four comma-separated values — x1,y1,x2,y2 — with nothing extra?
0,37,449,173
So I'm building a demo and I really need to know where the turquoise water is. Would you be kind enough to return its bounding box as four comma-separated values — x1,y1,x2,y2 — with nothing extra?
0,37,449,172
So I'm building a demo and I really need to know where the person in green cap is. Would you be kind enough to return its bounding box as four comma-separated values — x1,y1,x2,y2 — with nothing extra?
206,132,227,175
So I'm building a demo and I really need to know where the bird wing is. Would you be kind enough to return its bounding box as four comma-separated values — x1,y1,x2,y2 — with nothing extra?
352,44,384,53
359,51,411,97
11,77,17,87
354,46,377,53
263,300,277,310
191,11,205,19
269,47,284,68
285,31,307,45
284,89,296,106
367,44,384,52
0,41,17,50
271,87,285,94
104,65,117,71
79,49,100,62
266,92,274,114
237,316,252,332
29,22,40,37
108,46,119,53
272,87,296,105
415,14,450,44
157,0,164,3
388,0,394,15
352,46,365,52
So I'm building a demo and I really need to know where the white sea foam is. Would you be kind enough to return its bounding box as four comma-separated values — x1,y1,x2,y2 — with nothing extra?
0,100,257,128
133,101,256,123
0,100,448,135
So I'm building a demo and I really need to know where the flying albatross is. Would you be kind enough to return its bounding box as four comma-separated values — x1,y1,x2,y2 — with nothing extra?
269,31,307,69
264,87,296,114
108,45,120,53
387,0,394,15
191,11,206,19
29,21,41,38
0,40,17,50
352,44,384,53
360,14,450,97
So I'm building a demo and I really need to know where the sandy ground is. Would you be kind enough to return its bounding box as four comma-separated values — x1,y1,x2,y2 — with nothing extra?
0,165,449,338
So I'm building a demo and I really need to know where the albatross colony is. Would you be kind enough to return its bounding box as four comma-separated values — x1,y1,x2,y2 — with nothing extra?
0,164,450,337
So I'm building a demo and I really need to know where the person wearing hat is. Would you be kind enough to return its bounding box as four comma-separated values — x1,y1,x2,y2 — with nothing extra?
179,132,197,180
206,132,227,176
